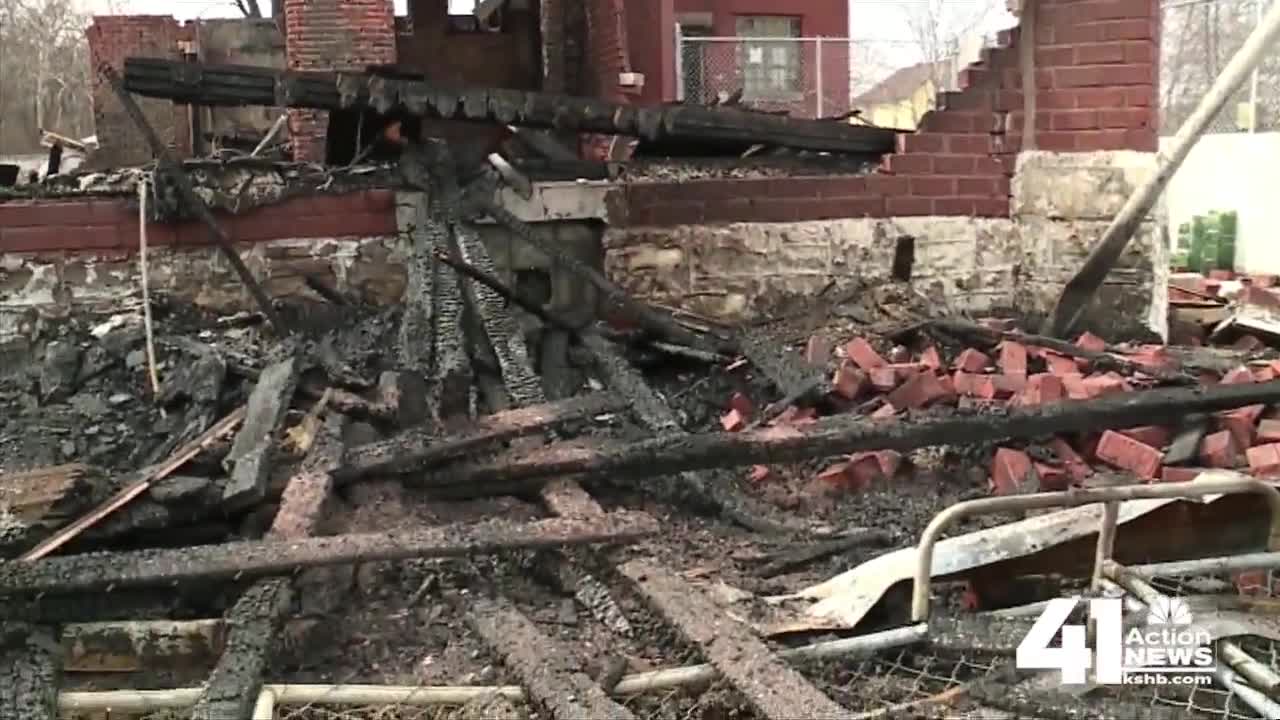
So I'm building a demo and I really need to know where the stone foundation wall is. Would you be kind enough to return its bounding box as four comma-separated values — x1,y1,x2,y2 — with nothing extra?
604,150,1168,338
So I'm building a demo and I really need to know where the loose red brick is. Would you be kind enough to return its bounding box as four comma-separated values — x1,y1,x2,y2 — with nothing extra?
1017,374,1064,405
817,462,854,488
1199,430,1239,468
888,363,924,381
1247,443,1280,477
845,337,886,370
1083,373,1128,398
1050,437,1094,481
975,374,1027,400
1252,275,1278,287
1035,462,1071,491
874,450,904,478
804,335,832,366
748,465,772,483
920,346,943,370
1222,366,1256,384
953,371,982,396
1209,269,1235,280
954,348,991,373
870,367,899,392
834,454,876,490
887,345,912,364
1076,332,1107,353
1160,466,1209,483
1234,335,1265,352
1095,430,1163,479
1045,352,1081,376
1253,365,1277,382
991,448,1035,494
774,406,817,427
887,372,953,409
1235,570,1269,596
729,392,754,417
997,340,1028,377
871,402,898,419
721,408,746,432
832,361,868,400
1119,426,1171,450
1216,404,1265,449
1061,373,1090,400
1258,419,1280,444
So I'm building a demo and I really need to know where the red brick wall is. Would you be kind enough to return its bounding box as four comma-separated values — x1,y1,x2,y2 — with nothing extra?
86,16,194,168
621,0,1158,225
626,0,675,105
283,0,397,162
580,0,636,161
0,191,396,255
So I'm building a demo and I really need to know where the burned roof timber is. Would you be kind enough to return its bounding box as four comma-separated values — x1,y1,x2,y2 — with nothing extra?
122,58,899,155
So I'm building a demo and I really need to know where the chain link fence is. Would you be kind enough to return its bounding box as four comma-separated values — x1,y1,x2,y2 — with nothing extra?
676,36,925,121
1161,0,1280,133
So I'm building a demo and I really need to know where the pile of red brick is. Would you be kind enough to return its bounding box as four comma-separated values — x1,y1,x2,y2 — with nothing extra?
723,329,1280,496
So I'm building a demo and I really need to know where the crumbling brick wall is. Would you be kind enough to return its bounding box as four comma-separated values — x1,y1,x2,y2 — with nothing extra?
621,0,1158,221
283,0,398,163
86,16,194,168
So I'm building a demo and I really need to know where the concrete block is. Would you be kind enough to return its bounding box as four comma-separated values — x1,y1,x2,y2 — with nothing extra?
223,356,300,511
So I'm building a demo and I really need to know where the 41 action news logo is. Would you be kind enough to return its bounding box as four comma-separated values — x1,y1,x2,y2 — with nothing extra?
1016,595,1214,686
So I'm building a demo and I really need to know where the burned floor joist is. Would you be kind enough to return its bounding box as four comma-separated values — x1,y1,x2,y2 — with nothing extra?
584,334,804,536
190,579,291,720
122,58,898,155
619,559,847,720
0,623,60,720
336,391,623,481
415,378,1280,493
467,595,637,720
0,511,655,595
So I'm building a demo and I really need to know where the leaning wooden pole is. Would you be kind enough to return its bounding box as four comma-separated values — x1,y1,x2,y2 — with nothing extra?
1044,0,1280,338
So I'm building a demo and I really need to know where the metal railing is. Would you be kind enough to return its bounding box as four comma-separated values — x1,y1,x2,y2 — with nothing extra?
674,35,919,119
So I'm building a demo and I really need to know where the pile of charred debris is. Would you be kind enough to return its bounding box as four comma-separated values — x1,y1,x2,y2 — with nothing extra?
8,67,1280,720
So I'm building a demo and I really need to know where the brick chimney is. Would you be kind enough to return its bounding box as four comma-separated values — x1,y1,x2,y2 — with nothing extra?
283,0,397,162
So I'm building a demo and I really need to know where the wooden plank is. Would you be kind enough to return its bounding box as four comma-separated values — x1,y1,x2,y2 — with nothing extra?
336,391,623,481
19,406,246,561
618,559,847,720
0,511,658,594
62,619,225,673
467,596,635,720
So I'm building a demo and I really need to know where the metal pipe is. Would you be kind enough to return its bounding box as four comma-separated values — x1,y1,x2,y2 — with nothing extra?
815,38,824,117
56,624,928,712
1105,561,1280,698
1216,664,1280,719
910,476,1280,622
252,688,275,719
1127,551,1280,578
1091,501,1120,592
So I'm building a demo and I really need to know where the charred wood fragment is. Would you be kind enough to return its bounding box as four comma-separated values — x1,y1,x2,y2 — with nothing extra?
619,559,847,720
0,623,60,720
62,619,225,673
0,512,657,595
584,334,806,536
336,391,623,481
466,595,636,720
222,355,300,511
122,58,898,155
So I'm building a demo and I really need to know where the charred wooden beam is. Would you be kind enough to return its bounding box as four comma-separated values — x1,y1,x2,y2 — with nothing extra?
102,66,285,334
336,391,624,481
0,623,60,720
222,355,299,511
619,559,847,720
192,579,291,720
122,58,898,155
417,378,1280,492
467,596,636,720
0,512,657,595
